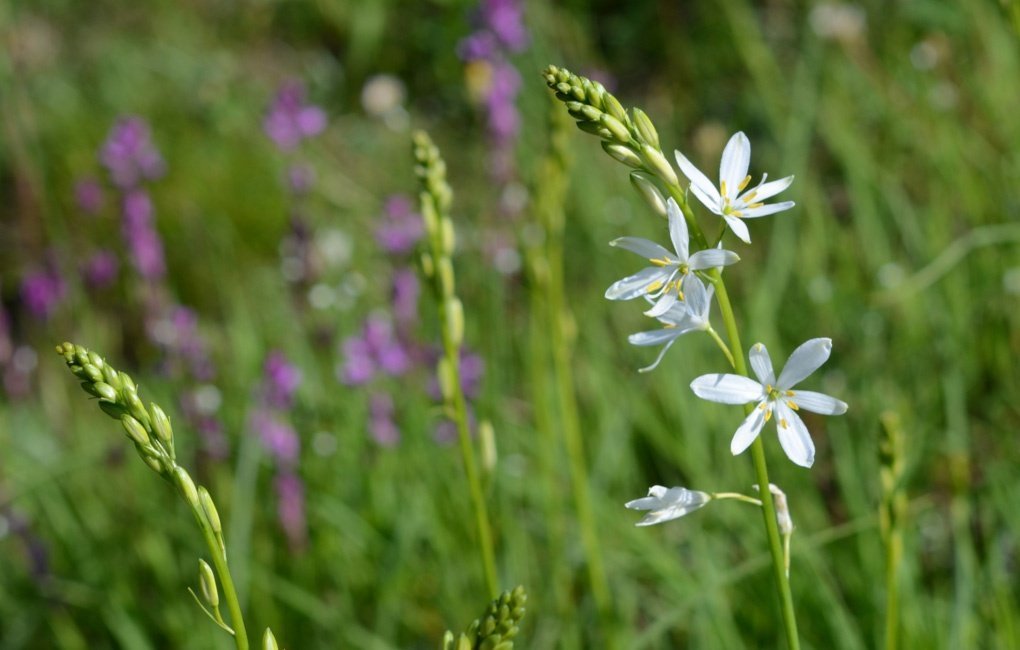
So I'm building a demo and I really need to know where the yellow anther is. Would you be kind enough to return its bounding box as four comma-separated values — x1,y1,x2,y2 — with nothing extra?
787,401,800,411
742,190,758,202
646,280,663,293
738,175,752,191
764,408,773,422
720,180,728,196
779,418,789,429
748,202,764,209
650,257,672,267
785,390,795,396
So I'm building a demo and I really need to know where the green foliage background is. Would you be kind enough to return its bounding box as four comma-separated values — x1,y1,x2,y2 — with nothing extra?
1,0,1019,647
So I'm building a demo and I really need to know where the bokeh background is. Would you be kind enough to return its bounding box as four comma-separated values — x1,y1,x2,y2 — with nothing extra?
2,0,1019,648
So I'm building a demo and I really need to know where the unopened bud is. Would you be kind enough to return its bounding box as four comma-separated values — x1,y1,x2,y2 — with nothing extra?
441,217,456,256
437,357,456,401
149,403,173,447
262,628,279,650
630,172,668,218
420,252,434,278
438,258,455,297
198,559,219,607
174,467,200,508
87,381,118,402
117,371,136,395
82,364,103,383
446,297,464,347
125,393,149,426
576,121,613,140
639,144,679,187
121,415,151,447
87,351,104,369
631,108,659,148
601,142,643,168
582,79,602,108
198,487,222,535
98,400,127,419
602,93,628,123
142,455,164,474
599,114,632,144
479,420,497,474
420,192,439,237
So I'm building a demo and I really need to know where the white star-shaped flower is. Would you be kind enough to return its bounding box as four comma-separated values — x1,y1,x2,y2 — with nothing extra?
674,131,795,244
625,485,712,526
690,338,848,468
628,274,713,373
605,197,738,317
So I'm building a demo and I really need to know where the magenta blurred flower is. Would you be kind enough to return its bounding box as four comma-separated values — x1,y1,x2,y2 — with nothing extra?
375,195,424,255
21,268,65,320
427,348,484,400
338,315,411,385
264,351,302,410
100,116,165,189
459,0,528,59
264,81,327,152
121,189,166,280
287,163,316,195
82,250,119,288
391,268,420,326
275,472,307,550
252,409,301,466
74,177,104,215
486,60,522,142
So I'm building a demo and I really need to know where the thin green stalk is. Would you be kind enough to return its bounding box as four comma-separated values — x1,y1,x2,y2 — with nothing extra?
413,131,499,598
192,506,249,650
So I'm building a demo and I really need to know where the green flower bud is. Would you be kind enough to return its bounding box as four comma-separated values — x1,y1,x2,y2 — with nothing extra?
101,364,121,390
82,364,103,383
121,415,151,447
174,467,200,508
438,258,455,298
437,358,456,402
602,93,628,123
198,559,219,608
441,217,456,256
98,400,128,419
576,121,613,140
638,143,679,187
446,297,464,347
581,79,602,108
479,420,496,474
117,371,136,395
149,403,173,447
125,393,150,427
198,487,222,535
601,142,643,168
87,351,105,369
86,381,118,402
420,252,435,278
630,171,668,218
262,628,279,650
631,107,659,148
142,455,164,474
600,114,632,144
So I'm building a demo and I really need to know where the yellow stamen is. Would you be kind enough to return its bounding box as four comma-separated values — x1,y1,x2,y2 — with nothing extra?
785,390,795,396
645,280,663,293
764,408,773,422
779,418,789,429
650,257,672,267
748,202,764,209
720,180,728,196
787,401,800,411
742,190,758,202
737,175,752,191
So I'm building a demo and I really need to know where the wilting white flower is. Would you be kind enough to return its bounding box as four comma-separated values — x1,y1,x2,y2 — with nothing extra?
690,338,848,468
625,485,711,526
675,131,795,244
628,274,714,373
606,197,738,316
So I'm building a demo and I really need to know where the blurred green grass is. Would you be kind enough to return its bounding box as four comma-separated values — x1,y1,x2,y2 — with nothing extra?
2,0,1020,648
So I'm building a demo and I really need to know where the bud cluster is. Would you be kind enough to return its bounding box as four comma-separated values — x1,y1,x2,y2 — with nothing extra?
442,586,527,650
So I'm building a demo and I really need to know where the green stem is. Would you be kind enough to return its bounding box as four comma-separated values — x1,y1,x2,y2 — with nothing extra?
186,486,249,650
706,327,736,369
442,314,500,599
546,217,612,618
884,526,901,650
667,177,801,650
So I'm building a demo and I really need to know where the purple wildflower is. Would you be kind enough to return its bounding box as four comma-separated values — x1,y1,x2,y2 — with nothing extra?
338,315,411,385
391,268,420,327
100,116,165,189
275,472,307,550
82,250,119,288
375,195,424,255
264,351,302,410
287,163,316,195
121,189,166,280
369,392,401,446
253,410,301,466
74,177,104,215
263,81,327,152
21,267,65,320
427,348,485,401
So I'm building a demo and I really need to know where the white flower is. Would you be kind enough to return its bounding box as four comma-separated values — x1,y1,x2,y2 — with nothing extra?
674,131,795,244
628,274,713,373
605,197,738,317
625,485,712,526
690,338,848,468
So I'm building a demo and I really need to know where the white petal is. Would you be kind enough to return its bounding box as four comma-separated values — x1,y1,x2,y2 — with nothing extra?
775,402,815,468
741,174,793,203
738,201,796,219
605,267,666,301
688,248,739,270
628,328,682,347
748,343,776,386
722,215,751,243
644,289,679,317
674,149,722,210
637,339,681,373
788,390,848,415
690,374,764,404
681,275,709,317
610,236,673,260
667,198,690,261
647,485,668,498
730,406,766,455
777,338,833,389
719,132,750,201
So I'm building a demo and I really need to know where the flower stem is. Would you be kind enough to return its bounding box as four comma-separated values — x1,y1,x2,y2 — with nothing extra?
711,492,763,506
667,182,801,650
192,505,249,650
706,327,736,369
